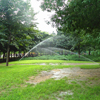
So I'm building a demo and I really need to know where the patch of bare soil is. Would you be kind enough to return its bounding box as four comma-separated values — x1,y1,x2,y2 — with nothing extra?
68,68,100,85
26,67,100,85
26,71,53,85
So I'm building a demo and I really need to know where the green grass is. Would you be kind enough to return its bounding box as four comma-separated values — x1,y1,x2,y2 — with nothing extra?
0,60,100,100
79,65,100,69
8,60,95,65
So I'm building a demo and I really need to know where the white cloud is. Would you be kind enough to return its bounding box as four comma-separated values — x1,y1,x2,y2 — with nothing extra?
30,0,57,34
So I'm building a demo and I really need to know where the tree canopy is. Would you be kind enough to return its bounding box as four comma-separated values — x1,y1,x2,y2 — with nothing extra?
0,0,37,66
41,0,100,36
40,0,100,57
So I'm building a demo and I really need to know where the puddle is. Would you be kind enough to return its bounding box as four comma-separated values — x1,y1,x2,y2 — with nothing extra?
49,63,58,65
56,91,73,100
59,91,73,96
38,63,46,65
51,68,74,80
26,67,100,85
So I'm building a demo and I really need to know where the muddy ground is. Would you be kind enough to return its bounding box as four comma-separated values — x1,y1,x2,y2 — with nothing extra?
26,67,100,85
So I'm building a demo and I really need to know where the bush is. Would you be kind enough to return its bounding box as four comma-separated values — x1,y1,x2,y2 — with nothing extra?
22,54,97,62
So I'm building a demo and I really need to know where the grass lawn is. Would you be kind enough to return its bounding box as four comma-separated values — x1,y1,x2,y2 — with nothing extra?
7,60,97,65
0,60,100,100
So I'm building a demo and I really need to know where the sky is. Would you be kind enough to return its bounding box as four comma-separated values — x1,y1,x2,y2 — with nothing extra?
30,0,57,34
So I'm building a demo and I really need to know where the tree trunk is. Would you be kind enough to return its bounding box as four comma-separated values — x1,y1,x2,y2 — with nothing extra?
0,52,1,58
6,46,10,66
19,51,21,58
24,51,25,56
16,53,17,57
6,33,11,66
89,49,91,55
78,43,80,58
3,53,5,61
14,51,15,59
11,52,12,58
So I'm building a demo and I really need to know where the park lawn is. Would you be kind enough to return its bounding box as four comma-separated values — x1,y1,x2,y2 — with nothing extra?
0,60,100,100
7,60,96,65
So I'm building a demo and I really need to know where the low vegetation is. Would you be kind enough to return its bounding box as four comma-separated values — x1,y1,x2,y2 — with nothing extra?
84,55,100,62
0,60,100,100
22,55,100,62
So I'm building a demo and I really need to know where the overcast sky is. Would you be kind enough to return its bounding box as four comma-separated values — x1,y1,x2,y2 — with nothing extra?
30,0,57,34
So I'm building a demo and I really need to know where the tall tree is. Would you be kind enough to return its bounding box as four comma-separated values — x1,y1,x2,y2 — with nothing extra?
0,0,37,66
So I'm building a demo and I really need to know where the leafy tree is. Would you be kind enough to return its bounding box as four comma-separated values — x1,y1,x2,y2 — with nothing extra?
41,0,100,57
41,0,100,36
0,0,37,66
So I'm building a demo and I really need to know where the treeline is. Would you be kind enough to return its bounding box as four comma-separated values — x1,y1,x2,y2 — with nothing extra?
0,0,50,65
41,0,100,57
0,30,50,62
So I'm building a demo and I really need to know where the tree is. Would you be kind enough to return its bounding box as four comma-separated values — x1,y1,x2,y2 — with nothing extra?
41,0,100,36
0,0,37,66
41,0,100,57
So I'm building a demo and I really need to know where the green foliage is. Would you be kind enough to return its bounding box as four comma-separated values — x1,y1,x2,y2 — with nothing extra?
54,34,74,49
21,54,98,62
0,0,39,65
23,55,67,60
41,0,100,58
41,0,100,36
0,0,37,44
84,55,100,62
